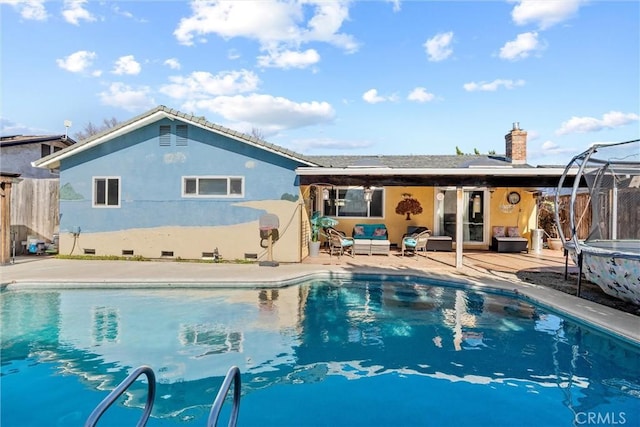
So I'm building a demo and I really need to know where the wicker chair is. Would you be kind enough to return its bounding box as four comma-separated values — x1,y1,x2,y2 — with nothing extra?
401,229,431,257
327,228,355,258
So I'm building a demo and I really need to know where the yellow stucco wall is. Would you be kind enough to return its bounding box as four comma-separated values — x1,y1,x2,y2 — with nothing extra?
302,185,537,248
488,188,537,240
58,200,304,262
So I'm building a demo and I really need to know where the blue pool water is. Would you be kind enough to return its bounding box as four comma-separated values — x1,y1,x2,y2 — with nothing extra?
2,277,639,426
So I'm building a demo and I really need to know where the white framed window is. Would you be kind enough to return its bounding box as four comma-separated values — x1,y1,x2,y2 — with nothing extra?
322,187,384,218
93,177,121,207
183,176,244,198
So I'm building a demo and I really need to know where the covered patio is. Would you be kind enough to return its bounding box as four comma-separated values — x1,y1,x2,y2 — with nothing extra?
298,167,579,269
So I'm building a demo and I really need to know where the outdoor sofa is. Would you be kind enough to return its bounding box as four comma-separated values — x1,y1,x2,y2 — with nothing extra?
352,224,391,255
490,226,528,253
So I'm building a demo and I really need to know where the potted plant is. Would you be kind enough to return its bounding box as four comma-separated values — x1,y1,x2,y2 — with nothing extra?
537,197,564,250
309,212,337,257
309,213,322,257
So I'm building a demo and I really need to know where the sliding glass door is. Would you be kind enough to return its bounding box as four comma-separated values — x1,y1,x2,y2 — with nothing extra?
435,188,487,244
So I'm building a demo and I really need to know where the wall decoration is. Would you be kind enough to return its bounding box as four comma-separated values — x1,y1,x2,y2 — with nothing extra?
395,193,423,220
507,191,521,205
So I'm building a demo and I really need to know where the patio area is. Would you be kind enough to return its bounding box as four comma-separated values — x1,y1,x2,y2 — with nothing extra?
302,246,571,280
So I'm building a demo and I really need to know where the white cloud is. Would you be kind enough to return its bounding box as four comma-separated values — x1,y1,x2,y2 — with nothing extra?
363,89,387,104
98,82,155,112
160,70,260,99
62,0,96,26
112,55,141,75
257,48,320,69
388,0,401,13
1,0,48,21
463,79,525,92
511,0,584,30
424,31,453,62
56,50,97,73
499,32,543,61
556,111,640,135
528,139,577,164
303,1,358,52
541,140,560,150
407,87,435,103
0,116,49,136
173,0,358,69
164,58,181,70
183,94,335,132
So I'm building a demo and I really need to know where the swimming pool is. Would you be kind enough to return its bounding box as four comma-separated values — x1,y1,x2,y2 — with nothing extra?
2,276,639,426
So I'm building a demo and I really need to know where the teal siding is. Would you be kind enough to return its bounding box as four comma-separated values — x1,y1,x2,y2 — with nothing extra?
59,119,301,233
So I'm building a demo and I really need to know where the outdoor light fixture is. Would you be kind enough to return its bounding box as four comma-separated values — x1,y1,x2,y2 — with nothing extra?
473,194,481,217
322,188,330,200
363,186,373,202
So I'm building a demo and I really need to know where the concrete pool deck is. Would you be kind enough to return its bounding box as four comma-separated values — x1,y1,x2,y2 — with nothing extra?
1,249,639,344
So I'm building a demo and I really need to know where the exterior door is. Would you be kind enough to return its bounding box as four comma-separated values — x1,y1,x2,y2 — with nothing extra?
435,188,487,245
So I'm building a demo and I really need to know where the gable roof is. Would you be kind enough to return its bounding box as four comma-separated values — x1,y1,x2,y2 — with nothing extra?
32,105,320,169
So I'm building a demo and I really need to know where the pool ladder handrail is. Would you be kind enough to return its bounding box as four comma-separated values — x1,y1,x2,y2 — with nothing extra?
207,365,241,427
84,365,156,427
84,365,241,427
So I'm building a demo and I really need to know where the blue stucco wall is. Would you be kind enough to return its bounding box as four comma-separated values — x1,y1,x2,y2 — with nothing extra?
58,118,302,233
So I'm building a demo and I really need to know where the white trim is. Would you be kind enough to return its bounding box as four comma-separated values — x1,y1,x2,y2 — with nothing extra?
92,176,121,208
182,175,245,198
296,166,578,177
34,109,318,169
36,111,168,169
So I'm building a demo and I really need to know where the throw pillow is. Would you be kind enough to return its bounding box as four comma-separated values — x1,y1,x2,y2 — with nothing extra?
492,226,506,238
507,227,520,237
354,226,364,236
373,227,386,237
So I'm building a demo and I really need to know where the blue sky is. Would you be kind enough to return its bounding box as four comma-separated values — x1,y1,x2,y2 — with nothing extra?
1,0,638,166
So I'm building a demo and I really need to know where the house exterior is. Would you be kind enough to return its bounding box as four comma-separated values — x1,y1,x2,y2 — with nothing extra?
33,106,317,262
1,134,75,178
1,134,76,256
33,106,574,263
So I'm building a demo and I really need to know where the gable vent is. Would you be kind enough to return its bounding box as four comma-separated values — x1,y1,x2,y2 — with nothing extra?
176,124,188,146
159,125,171,146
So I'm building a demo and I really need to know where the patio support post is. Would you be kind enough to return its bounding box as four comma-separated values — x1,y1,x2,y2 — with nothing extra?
0,179,12,265
455,187,464,270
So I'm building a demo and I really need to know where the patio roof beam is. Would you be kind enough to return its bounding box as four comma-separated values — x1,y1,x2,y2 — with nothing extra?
299,174,578,188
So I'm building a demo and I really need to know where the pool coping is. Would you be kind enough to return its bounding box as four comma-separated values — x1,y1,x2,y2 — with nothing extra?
2,258,639,346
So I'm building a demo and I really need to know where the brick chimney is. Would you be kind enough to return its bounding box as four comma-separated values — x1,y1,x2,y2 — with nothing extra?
505,122,527,165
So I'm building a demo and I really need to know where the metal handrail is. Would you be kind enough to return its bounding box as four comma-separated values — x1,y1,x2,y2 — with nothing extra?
207,366,241,427
85,365,156,427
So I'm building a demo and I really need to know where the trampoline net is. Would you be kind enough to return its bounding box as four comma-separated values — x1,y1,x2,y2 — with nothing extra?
569,140,640,247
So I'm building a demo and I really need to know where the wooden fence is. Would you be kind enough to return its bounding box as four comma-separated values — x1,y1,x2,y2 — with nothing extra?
11,178,59,254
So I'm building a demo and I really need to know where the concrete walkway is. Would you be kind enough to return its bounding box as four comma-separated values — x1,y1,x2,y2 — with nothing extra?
1,250,638,344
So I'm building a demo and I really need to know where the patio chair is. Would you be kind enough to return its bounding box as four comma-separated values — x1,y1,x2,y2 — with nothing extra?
327,228,355,258
401,229,431,257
